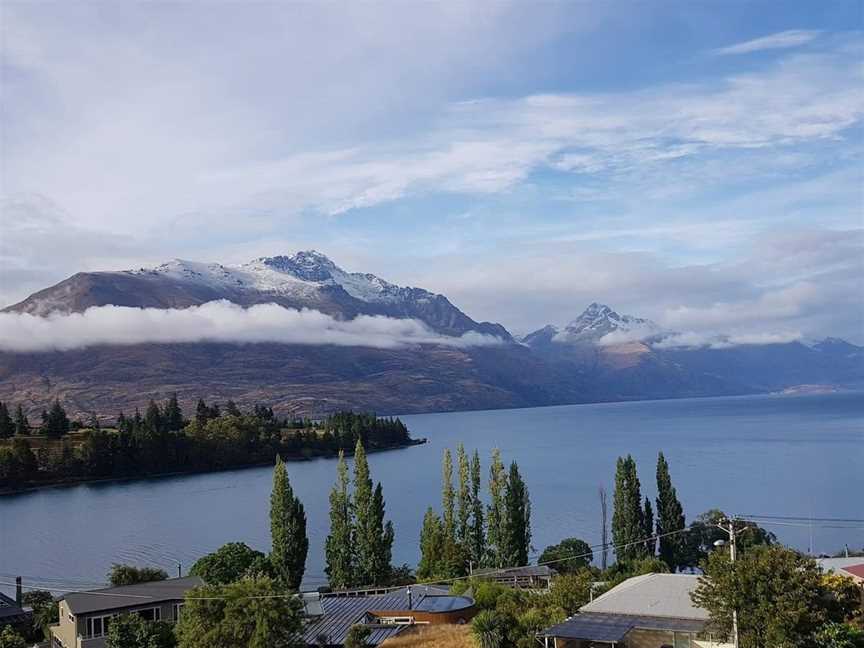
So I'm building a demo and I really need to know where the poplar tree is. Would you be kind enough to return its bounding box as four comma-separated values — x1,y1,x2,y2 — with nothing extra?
486,448,506,567
13,405,29,436
656,452,686,571
612,455,646,564
417,507,446,580
352,439,393,586
325,451,354,589
456,444,471,548
269,455,308,590
441,449,456,543
0,403,13,439
502,461,531,567
468,450,485,569
643,497,656,556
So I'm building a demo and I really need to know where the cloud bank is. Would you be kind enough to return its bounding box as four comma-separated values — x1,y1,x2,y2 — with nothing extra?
0,301,505,353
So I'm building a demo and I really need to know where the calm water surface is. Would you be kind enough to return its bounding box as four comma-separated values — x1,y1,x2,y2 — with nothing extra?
1,392,862,594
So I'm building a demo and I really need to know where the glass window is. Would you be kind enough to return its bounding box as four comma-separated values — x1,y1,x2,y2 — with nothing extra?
673,632,691,648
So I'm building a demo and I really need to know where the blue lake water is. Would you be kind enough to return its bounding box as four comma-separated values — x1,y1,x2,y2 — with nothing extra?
1,392,862,595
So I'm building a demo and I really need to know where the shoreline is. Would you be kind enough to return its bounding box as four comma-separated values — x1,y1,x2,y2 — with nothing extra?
0,437,426,496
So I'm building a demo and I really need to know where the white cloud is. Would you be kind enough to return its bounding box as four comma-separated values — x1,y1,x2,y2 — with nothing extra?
0,301,505,353
652,331,803,350
714,30,821,56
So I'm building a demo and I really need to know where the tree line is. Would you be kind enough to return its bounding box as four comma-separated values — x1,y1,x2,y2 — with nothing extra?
0,397,415,489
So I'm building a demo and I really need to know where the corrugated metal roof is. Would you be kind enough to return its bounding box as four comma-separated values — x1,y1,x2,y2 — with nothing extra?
817,557,864,574
580,574,708,621
541,612,706,640
64,576,204,615
0,592,32,623
301,593,407,646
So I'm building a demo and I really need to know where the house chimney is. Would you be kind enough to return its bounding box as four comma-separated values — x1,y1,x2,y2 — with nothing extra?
406,586,413,610
15,577,22,607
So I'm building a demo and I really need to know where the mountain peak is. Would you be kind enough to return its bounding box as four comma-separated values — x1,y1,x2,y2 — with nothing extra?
258,250,339,282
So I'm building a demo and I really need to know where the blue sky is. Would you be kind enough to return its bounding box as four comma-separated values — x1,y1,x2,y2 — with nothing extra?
1,2,862,341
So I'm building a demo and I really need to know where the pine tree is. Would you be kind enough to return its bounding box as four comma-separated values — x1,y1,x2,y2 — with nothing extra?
656,452,686,571
144,401,163,434
486,448,506,567
325,451,354,589
270,455,308,590
468,450,485,570
643,497,656,556
163,394,184,431
502,461,531,567
417,507,446,580
612,455,646,564
42,400,69,437
0,403,14,439
195,399,210,426
13,405,29,436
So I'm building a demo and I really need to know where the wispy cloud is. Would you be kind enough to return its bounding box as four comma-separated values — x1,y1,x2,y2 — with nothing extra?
713,30,821,56
0,301,505,352
652,331,803,350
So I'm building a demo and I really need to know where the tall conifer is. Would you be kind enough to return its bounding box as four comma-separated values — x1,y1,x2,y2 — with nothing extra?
0,403,13,439
502,461,531,567
486,448,506,567
612,455,645,564
13,405,29,436
468,450,485,569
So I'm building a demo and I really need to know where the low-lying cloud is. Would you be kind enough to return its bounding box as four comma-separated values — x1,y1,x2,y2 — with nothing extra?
651,331,803,350
0,301,505,353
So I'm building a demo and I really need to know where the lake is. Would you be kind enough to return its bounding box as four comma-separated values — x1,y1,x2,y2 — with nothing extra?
1,392,862,596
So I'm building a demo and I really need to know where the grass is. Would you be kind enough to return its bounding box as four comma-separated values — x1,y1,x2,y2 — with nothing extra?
381,625,475,648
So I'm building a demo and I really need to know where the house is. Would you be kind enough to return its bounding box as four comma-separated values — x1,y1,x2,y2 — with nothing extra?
817,557,864,584
537,573,732,648
472,565,557,590
0,586,33,630
301,585,476,647
49,576,203,648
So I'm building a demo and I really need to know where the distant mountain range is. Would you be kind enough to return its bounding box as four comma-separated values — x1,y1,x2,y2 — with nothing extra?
2,252,862,418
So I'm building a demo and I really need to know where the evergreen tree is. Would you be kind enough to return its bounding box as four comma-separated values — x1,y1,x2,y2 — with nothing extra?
468,449,485,569
643,497,656,556
486,448,506,567
41,400,70,437
269,455,308,590
13,405,29,436
163,394,184,431
417,507,446,580
502,461,531,567
655,452,686,571
612,455,646,564
224,400,241,417
325,450,354,589
0,403,13,439
195,399,210,427
144,401,163,434
369,483,394,584
351,439,393,586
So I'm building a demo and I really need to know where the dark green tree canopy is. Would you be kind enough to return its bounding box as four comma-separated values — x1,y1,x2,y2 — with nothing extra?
108,564,168,587
538,538,593,574
269,455,308,590
107,613,176,648
190,542,272,584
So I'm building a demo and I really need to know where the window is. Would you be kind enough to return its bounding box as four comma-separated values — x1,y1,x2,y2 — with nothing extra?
137,607,161,622
377,616,414,625
673,632,692,648
173,603,184,622
85,614,112,638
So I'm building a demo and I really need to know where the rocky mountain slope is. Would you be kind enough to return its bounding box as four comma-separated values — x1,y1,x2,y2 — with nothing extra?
2,257,861,418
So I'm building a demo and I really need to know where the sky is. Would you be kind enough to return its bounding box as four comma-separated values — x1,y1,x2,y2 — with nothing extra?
1,1,863,343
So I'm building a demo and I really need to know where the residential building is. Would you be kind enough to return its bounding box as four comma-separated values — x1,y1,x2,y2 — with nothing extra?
472,565,557,590
537,573,732,648
301,585,476,647
817,557,864,584
49,576,202,648
0,588,33,630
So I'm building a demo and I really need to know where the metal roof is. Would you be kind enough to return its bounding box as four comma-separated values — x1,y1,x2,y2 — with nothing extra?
473,565,556,578
64,576,204,616
541,612,706,641
817,557,864,575
0,592,33,624
580,574,709,621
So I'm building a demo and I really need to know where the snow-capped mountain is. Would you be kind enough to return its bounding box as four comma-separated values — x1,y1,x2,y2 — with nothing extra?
4,251,512,340
522,303,662,347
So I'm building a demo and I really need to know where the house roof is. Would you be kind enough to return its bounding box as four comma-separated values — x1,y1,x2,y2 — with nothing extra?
473,565,556,578
541,611,706,641
0,592,32,625
579,573,709,621
817,557,864,573
842,564,864,579
64,576,203,616
301,589,475,646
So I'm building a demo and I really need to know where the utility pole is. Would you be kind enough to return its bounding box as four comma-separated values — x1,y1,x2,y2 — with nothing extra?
716,517,740,648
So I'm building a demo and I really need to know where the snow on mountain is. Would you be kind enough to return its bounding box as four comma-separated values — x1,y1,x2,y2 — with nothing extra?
523,303,661,347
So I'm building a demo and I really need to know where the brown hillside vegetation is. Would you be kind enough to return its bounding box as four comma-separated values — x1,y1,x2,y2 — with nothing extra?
381,625,474,648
